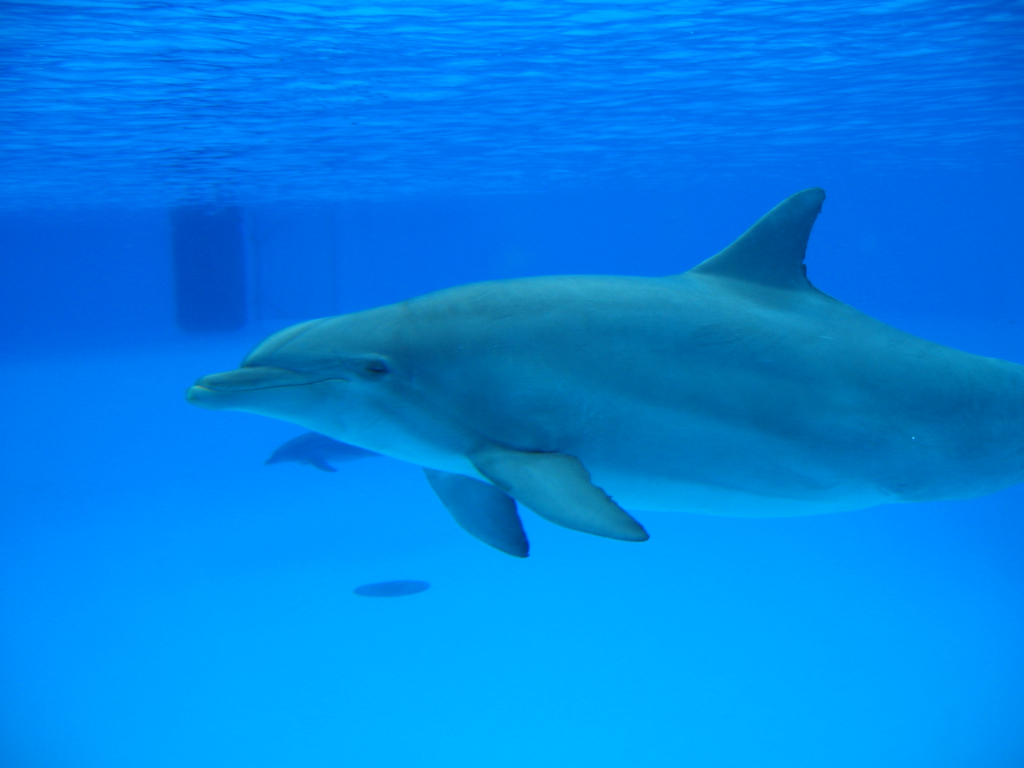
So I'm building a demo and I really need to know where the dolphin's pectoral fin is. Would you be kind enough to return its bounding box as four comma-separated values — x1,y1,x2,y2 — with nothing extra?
469,447,649,542
423,469,529,558
308,459,337,472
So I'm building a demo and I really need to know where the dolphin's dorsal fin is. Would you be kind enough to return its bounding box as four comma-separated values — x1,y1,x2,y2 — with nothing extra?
687,187,825,290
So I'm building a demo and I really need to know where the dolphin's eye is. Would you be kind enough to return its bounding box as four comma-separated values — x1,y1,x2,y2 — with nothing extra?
363,359,389,376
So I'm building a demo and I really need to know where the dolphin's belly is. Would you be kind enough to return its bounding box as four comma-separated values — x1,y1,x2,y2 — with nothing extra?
545,398,926,515
576,422,899,517
589,467,893,517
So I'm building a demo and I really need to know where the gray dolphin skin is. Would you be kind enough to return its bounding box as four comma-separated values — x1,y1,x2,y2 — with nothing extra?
187,188,1024,558
266,432,378,472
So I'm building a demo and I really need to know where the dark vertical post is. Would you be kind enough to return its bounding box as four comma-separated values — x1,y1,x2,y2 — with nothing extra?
171,206,247,332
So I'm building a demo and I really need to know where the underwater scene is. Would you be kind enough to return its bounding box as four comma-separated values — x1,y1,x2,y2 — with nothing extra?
2,2,1023,766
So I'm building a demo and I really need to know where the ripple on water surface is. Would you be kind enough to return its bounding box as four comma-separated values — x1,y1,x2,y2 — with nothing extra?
2,1,1021,208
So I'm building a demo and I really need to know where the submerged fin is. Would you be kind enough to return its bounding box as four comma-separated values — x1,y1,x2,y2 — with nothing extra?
424,469,529,558
469,447,648,542
687,187,825,290
308,458,337,472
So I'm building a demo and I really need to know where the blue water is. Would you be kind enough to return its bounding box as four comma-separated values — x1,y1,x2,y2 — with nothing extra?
2,2,1023,767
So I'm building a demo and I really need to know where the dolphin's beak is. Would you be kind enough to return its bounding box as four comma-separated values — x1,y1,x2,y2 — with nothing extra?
185,366,331,410
186,383,237,410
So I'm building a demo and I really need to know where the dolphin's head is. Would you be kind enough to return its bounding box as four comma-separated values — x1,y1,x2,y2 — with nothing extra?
186,310,407,443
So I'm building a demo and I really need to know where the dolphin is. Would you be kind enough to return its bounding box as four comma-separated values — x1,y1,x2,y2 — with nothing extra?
266,432,378,472
187,188,1024,558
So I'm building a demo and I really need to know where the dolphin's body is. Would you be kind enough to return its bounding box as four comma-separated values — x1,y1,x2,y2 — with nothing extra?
266,432,378,472
188,189,1024,557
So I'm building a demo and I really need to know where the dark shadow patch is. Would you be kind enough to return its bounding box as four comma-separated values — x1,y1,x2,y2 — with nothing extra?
353,580,430,598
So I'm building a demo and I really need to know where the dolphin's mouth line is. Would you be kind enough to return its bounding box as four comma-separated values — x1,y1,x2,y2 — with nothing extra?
194,376,349,394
